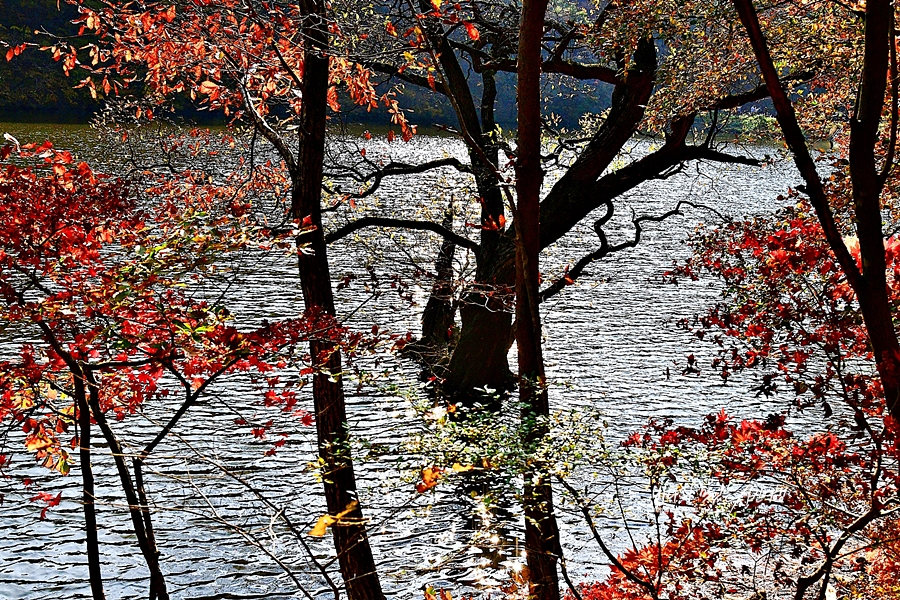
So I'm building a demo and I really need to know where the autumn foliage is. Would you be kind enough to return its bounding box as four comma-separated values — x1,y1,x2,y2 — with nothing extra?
0,140,375,509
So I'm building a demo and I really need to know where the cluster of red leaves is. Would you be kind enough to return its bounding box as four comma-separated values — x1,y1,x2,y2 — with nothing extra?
573,408,900,600
0,142,376,496
44,0,415,141
666,193,887,418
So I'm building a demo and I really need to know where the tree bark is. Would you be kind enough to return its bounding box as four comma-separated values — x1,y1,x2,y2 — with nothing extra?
516,0,561,597
420,202,457,348
74,370,106,600
294,1,385,597
84,372,168,600
419,13,515,401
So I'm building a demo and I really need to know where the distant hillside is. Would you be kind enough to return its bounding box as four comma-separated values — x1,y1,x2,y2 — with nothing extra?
0,0,97,122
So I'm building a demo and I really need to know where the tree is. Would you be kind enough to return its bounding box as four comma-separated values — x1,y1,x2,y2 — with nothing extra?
0,141,359,599
557,1,900,595
515,0,560,596
729,0,900,423
330,0,841,400
37,1,419,596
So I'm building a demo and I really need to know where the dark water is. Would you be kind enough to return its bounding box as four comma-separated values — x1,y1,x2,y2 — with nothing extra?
0,124,801,599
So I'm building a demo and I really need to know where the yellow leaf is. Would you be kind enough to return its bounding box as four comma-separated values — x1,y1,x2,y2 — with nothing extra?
308,500,359,536
309,514,337,537
451,463,474,472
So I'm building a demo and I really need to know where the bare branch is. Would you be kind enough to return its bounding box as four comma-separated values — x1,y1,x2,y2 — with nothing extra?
325,216,479,252
325,157,470,199
541,200,724,301
557,476,659,600
709,70,816,111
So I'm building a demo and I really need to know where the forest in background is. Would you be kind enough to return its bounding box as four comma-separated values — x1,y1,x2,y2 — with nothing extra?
0,0,612,126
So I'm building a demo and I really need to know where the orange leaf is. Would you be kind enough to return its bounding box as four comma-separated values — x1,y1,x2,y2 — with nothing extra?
464,22,480,41
416,466,443,492
198,80,219,95
327,86,341,112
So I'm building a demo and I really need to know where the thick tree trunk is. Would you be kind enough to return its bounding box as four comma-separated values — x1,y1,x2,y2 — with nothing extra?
74,372,105,600
516,0,561,597
294,3,385,597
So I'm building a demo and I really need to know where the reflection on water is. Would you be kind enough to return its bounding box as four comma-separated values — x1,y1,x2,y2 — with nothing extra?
0,123,800,599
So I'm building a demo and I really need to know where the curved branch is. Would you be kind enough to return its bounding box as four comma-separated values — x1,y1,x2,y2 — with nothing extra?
539,138,758,251
325,157,471,199
541,200,724,301
368,60,447,94
475,55,621,84
325,216,479,251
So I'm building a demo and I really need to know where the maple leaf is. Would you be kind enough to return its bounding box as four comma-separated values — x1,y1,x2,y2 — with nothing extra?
416,466,443,492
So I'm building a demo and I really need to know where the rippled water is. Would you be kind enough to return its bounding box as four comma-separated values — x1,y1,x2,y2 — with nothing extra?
0,123,801,599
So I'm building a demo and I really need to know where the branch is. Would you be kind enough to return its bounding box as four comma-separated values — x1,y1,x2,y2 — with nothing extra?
475,56,621,84
541,200,724,301
368,61,448,96
325,216,479,251
325,157,470,199
539,138,758,251
557,477,659,599
709,70,816,111
139,357,241,461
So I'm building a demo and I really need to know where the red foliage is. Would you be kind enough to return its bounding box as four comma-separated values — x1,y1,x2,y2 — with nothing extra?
0,142,378,514
46,0,416,141
666,194,886,418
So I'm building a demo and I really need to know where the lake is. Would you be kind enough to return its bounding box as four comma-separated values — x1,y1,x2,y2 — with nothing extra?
0,123,801,599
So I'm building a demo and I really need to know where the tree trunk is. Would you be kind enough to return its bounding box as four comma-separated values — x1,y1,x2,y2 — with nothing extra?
294,2,385,597
846,0,900,418
85,372,169,600
420,201,457,348
516,0,561,597
731,0,900,421
74,371,106,600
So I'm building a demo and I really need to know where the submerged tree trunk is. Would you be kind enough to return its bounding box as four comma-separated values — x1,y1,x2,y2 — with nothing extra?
294,2,385,597
516,0,561,596
420,201,457,349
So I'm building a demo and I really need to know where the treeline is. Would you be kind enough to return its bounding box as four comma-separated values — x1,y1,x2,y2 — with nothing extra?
0,0,609,126
0,0,94,121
